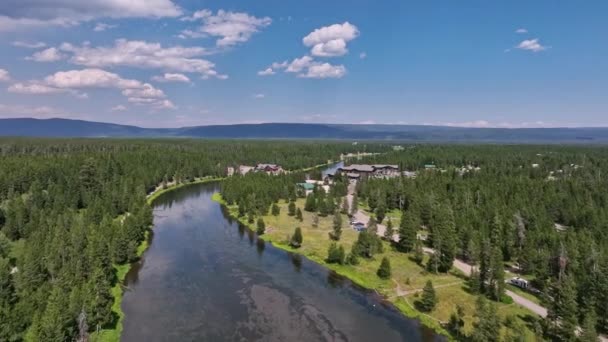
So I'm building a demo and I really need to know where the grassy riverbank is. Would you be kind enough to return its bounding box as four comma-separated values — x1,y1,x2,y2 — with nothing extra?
213,194,539,341
91,177,222,342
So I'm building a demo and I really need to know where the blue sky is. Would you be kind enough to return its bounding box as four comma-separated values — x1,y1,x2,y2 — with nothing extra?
0,0,607,128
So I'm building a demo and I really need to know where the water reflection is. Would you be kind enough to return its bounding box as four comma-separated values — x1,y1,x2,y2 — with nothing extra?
255,238,266,256
121,182,442,342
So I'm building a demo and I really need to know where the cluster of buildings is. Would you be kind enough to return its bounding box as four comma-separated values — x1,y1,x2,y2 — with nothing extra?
335,164,401,181
297,179,331,196
227,163,284,176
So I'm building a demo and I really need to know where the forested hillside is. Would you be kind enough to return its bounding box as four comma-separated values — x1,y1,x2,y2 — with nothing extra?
0,139,374,341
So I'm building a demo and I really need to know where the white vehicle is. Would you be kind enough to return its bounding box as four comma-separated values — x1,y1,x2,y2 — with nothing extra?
509,277,529,289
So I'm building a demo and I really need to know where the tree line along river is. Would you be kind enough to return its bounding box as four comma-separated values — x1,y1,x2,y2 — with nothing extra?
120,177,442,341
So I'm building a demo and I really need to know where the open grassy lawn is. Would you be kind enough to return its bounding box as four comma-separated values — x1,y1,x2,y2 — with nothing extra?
219,195,540,340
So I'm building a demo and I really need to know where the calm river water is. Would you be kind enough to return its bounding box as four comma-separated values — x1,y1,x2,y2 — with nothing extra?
120,182,441,341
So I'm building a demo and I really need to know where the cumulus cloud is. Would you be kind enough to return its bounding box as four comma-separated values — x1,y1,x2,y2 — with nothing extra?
515,28,528,34
8,82,68,94
26,47,65,62
9,68,173,109
516,38,548,52
263,55,346,79
0,103,71,119
94,23,117,32
253,93,265,99
259,22,358,79
303,22,359,57
285,56,314,73
0,0,182,31
12,41,46,48
0,69,10,82
59,39,226,79
179,9,271,47
298,63,346,79
152,73,191,83
257,68,275,76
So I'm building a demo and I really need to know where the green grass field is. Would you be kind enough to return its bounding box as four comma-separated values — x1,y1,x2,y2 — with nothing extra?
218,195,539,340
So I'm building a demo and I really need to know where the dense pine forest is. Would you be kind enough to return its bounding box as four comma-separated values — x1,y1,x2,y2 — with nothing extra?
219,144,608,341
0,138,378,341
356,145,608,340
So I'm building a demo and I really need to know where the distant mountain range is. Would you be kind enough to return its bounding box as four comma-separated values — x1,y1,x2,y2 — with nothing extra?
1,118,608,143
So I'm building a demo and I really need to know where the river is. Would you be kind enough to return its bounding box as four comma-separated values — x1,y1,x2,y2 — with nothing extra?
120,181,441,341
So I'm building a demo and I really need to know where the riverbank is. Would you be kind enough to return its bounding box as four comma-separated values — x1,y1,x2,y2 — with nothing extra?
91,176,223,342
212,193,454,340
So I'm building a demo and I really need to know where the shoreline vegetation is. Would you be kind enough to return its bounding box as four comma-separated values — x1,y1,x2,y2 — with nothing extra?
211,192,453,339
91,176,223,342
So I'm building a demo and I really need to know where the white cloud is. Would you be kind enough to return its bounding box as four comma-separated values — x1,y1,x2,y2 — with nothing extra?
266,56,346,79
253,93,265,99
94,23,117,32
285,55,314,73
26,47,65,62
303,22,359,57
0,69,10,82
359,52,367,59
0,103,71,119
516,38,548,52
179,9,271,47
12,41,46,49
152,73,191,83
0,0,182,32
298,63,346,79
111,105,127,112
257,67,275,76
515,28,528,34
60,39,226,79
9,68,172,108
8,82,68,94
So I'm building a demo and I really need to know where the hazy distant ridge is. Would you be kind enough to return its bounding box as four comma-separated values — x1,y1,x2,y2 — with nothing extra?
1,118,607,143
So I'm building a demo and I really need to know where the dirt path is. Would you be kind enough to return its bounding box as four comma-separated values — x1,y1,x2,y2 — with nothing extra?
349,195,607,341
348,195,556,320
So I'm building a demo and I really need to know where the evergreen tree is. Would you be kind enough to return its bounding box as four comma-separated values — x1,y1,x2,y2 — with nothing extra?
296,208,303,222
288,201,296,216
488,246,505,301
377,257,391,279
546,274,579,341
256,218,266,235
330,212,342,241
419,280,437,312
352,230,384,258
579,309,598,342
376,203,386,223
398,210,418,252
327,243,345,265
271,203,280,216
412,240,424,265
367,216,378,235
341,197,350,215
346,252,359,266
304,194,316,212
290,227,303,248
384,218,394,241
472,296,501,342
448,304,465,338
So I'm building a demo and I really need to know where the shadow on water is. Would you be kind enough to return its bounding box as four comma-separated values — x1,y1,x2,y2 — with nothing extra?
121,181,444,342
